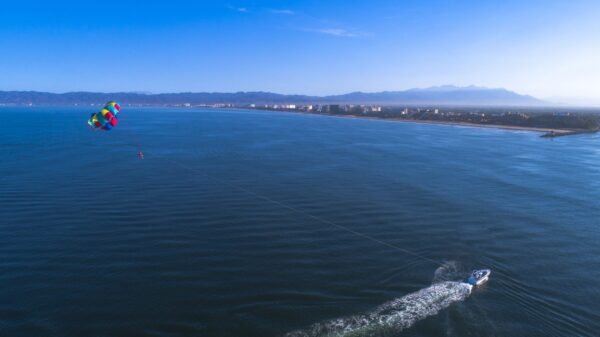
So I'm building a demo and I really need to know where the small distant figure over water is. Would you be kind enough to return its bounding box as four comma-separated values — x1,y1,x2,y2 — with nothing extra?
138,151,144,159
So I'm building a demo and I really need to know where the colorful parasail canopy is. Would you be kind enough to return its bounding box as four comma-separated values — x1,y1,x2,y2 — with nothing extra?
88,101,121,130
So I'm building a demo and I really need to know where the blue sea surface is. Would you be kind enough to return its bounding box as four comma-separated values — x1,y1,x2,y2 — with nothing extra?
1,107,599,336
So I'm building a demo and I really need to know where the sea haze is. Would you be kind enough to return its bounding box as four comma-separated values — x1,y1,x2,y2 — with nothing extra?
1,107,599,336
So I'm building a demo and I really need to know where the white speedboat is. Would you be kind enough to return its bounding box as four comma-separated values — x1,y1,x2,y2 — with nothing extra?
466,269,491,286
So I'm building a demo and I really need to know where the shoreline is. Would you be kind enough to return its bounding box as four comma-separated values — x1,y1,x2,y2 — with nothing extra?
244,108,594,136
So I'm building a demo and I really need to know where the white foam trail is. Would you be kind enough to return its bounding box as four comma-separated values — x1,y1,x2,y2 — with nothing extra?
432,261,464,284
285,281,473,337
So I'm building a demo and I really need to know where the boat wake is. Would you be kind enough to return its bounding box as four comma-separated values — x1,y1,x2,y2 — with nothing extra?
285,263,473,337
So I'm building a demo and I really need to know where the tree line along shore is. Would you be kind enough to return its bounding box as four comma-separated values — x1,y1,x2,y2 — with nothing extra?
239,104,600,137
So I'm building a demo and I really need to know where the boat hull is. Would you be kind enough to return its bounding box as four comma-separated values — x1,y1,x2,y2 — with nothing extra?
467,269,491,286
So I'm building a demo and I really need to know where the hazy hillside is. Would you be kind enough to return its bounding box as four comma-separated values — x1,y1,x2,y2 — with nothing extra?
0,86,545,106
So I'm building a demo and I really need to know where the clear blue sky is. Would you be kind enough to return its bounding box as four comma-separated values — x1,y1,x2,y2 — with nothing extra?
1,0,599,104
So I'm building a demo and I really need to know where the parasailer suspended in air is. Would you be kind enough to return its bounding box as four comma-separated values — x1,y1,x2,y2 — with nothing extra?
87,101,144,159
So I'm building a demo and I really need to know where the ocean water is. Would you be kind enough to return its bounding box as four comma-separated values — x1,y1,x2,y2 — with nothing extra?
1,107,599,337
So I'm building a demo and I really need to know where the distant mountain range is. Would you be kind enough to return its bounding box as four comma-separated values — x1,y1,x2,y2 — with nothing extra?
0,86,545,106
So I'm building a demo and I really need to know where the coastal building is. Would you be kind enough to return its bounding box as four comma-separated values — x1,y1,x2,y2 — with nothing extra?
327,105,340,113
